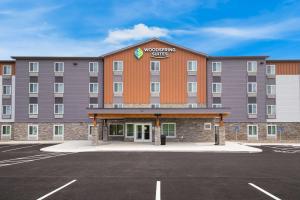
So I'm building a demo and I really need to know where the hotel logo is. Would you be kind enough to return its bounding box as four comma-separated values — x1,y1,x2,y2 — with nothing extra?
134,48,144,59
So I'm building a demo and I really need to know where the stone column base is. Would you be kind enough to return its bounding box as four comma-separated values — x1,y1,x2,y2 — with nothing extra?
91,125,99,145
218,125,226,145
154,126,161,145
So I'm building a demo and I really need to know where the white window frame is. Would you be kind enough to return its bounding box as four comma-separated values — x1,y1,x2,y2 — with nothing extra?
88,124,93,136
113,61,123,72
28,104,38,115
150,82,160,93
54,83,64,93
247,61,257,73
109,124,124,136
212,62,222,72
212,83,222,93
247,124,258,138
89,83,99,94
54,62,64,72
125,123,135,138
1,125,11,136
187,82,197,93
2,85,12,95
247,82,257,93
150,104,160,108
53,124,64,137
89,62,99,73
267,124,277,136
267,105,276,115
212,104,222,108
187,103,197,108
2,105,11,115
28,124,39,137
266,85,276,95
266,65,276,76
150,61,160,73
89,104,99,108
29,62,39,72
3,65,12,75
113,104,123,108
187,60,197,72
248,104,257,115
204,123,212,130
161,123,176,138
54,104,64,115
29,83,39,94
113,82,123,95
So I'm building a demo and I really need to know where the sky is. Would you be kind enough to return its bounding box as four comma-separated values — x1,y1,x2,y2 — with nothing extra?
1,0,300,59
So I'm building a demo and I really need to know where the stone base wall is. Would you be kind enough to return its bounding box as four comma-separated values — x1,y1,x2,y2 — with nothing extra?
225,122,300,142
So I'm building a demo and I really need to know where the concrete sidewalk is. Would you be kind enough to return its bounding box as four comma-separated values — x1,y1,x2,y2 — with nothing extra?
40,140,262,153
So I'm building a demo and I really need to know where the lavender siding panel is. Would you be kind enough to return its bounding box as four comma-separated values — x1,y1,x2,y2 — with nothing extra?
208,59,267,122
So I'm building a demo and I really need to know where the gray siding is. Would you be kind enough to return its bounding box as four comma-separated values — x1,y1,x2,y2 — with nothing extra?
15,59,103,123
207,59,267,122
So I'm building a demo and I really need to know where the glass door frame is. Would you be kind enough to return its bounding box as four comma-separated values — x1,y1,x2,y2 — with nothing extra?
134,123,152,142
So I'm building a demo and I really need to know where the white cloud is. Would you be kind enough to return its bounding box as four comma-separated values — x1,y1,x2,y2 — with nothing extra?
104,24,169,44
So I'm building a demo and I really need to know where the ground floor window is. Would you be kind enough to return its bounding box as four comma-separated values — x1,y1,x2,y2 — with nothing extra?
125,124,134,137
53,125,64,136
109,124,124,136
28,125,38,136
1,125,11,135
161,123,176,137
267,125,277,136
88,124,93,136
247,125,258,137
204,123,212,130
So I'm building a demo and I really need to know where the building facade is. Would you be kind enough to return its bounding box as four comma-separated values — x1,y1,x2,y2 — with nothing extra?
0,38,299,143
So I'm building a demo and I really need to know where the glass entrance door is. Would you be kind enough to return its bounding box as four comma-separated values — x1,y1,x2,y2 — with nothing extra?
134,124,152,142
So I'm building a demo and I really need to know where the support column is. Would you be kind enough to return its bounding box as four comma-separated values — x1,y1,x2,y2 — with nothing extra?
91,114,99,145
102,119,108,142
154,114,161,145
218,114,225,145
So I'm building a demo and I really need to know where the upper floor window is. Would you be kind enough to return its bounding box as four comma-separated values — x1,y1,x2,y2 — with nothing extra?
54,104,64,115
150,61,160,73
151,104,160,108
212,83,222,93
54,62,64,72
113,82,123,94
212,62,222,72
151,82,160,93
113,61,123,72
113,104,123,108
188,103,197,108
54,83,64,93
3,65,12,75
89,62,99,73
89,83,98,93
267,105,276,115
266,65,276,76
247,82,257,93
187,60,197,72
212,104,222,108
29,83,38,93
248,104,257,115
266,85,276,95
89,104,98,108
29,62,39,72
187,82,197,93
29,104,38,115
2,85,11,95
2,105,11,115
247,61,257,73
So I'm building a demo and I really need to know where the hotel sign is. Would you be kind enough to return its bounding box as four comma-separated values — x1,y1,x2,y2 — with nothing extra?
134,47,176,59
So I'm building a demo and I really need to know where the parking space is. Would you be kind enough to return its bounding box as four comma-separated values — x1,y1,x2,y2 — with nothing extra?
264,145,300,153
0,145,299,199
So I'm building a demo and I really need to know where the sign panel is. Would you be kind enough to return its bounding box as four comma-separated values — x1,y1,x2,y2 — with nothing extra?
134,47,176,59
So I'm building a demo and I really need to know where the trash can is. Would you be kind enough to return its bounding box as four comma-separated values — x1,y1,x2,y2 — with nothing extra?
161,135,166,145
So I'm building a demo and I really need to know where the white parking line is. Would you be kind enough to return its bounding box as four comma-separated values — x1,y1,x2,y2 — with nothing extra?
2,144,40,152
36,179,77,200
156,181,161,200
0,145,11,149
248,183,281,200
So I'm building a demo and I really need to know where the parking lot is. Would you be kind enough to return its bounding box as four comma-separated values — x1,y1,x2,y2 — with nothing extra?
0,144,299,200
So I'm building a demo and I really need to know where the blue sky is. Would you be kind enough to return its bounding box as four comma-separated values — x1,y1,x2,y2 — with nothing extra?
1,0,300,59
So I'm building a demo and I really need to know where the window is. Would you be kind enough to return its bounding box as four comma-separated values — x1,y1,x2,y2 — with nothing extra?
187,82,197,93
247,125,258,137
266,65,276,75
113,104,123,108
113,82,123,94
247,61,257,73
248,104,257,115
28,125,38,136
267,125,277,136
151,82,160,93
187,60,197,72
126,124,134,138
212,83,222,93
109,124,124,136
54,83,64,93
88,124,93,136
89,104,98,108
113,61,123,72
54,104,64,115
29,104,38,115
266,85,276,95
267,105,276,115
2,105,11,115
150,61,160,73
212,104,222,108
89,83,98,93
212,62,222,72
29,62,39,72
247,82,257,93
2,85,11,95
53,125,64,136
204,123,212,130
89,62,99,73
54,62,64,72
188,103,197,108
150,104,160,108
3,65,12,75
1,125,11,135
161,123,176,137
29,83,38,93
